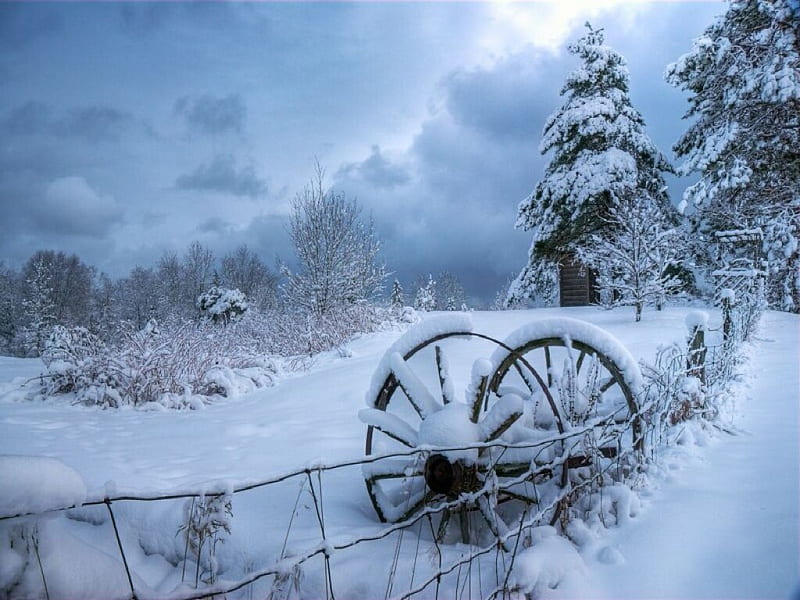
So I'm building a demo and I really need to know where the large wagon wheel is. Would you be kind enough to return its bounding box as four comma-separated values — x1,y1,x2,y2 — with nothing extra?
487,317,645,488
361,317,573,548
360,316,644,547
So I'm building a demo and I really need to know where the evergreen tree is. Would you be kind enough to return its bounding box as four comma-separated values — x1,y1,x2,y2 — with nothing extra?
0,262,20,353
665,0,800,310
510,24,674,304
389,279,404,310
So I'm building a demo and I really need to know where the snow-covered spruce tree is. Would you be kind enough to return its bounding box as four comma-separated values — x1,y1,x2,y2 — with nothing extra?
282,167,386,317
389,279,404,311
577,193,685,321
509,24,675,305
665,0,800,309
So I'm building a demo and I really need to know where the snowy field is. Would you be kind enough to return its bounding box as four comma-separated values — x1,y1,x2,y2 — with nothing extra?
0,306,797,598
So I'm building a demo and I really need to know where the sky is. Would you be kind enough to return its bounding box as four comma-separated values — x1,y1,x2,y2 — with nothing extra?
0,0,725,304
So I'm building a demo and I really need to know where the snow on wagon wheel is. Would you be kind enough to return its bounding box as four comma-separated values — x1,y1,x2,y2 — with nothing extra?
359,315,584,549
487,317,646,512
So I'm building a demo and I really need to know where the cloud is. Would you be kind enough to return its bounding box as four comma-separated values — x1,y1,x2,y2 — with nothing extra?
444,51,561,141
174,94,246,135
32,176,124,237
336,146,411,189
175,155,267,198
196,217,235,236
1,101,134,141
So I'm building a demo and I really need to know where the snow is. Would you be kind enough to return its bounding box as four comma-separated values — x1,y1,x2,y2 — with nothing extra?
509,527,586,596
0,307,797,598
0,456,87,517
417,401,482,462
684,309,709,332
552,310,799,599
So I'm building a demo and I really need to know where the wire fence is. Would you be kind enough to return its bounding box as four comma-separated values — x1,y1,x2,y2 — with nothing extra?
1,303,757,600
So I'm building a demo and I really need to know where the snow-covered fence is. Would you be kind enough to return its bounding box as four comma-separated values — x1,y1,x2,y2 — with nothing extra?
639,302,754,452
1,315,753,600
1,410,647,600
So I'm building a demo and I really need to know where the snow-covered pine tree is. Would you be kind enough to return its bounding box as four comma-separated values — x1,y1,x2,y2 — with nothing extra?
577,193,685,321
509,23,674,305
665,0,800,310
389,279,404,310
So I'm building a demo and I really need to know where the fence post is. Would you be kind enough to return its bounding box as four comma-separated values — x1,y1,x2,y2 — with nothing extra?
685,311,707,385
720,288,735,343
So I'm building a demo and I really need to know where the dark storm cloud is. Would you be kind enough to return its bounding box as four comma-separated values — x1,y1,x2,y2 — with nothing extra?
175,155,267,198
197,217,235,236
336,146,411,189
174,94,246,135
444,51,561,141
2,101,135,141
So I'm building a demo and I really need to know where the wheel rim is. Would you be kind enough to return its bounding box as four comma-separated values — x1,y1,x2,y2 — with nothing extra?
362,330,569,544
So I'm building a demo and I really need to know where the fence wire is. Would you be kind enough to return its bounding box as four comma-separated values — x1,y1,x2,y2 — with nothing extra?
1,306,755,600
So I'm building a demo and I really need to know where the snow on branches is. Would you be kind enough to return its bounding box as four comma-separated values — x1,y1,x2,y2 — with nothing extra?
510,24,675,306
666,0,800,309
576,194,686,321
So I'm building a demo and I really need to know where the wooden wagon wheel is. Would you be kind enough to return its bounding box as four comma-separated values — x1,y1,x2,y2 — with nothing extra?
486,317,645,496
360,318,576,548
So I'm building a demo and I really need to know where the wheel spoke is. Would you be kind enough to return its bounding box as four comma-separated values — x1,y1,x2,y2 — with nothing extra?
477,496,511,551
436,508,452,542
575,350,587,374
434,345,455,405
599,376,618,394
544,346,553,387
359,408,418,448
390,352,440,418
459,505,471,545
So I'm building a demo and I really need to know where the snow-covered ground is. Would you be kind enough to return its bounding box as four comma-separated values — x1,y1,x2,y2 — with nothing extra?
0,307,797,598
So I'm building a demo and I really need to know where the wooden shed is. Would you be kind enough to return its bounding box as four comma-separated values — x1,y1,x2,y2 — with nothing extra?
559,255,599,307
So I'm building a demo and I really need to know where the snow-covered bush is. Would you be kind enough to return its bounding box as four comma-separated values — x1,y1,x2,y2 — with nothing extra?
413,275,436,312
197,285,248,324
37,320,277,409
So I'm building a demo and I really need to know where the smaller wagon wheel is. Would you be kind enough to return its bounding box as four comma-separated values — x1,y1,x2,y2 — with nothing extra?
487,317,645,492
360,316,573,548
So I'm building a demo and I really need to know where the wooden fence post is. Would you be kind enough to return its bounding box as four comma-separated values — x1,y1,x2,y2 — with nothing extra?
686,312,708,385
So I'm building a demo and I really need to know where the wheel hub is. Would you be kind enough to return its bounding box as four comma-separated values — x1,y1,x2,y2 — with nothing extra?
424,454,479,496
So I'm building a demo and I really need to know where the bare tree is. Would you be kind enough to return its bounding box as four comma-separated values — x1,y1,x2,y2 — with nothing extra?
577,194,685,322
183,241,215,313
282,167,385,316
221,245,278,309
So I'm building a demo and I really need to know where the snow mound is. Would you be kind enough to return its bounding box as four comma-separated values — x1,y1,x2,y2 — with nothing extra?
685,310,709,332
489,317,643,394
0,456,87,517
510,527,586,595
366,313,473,407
